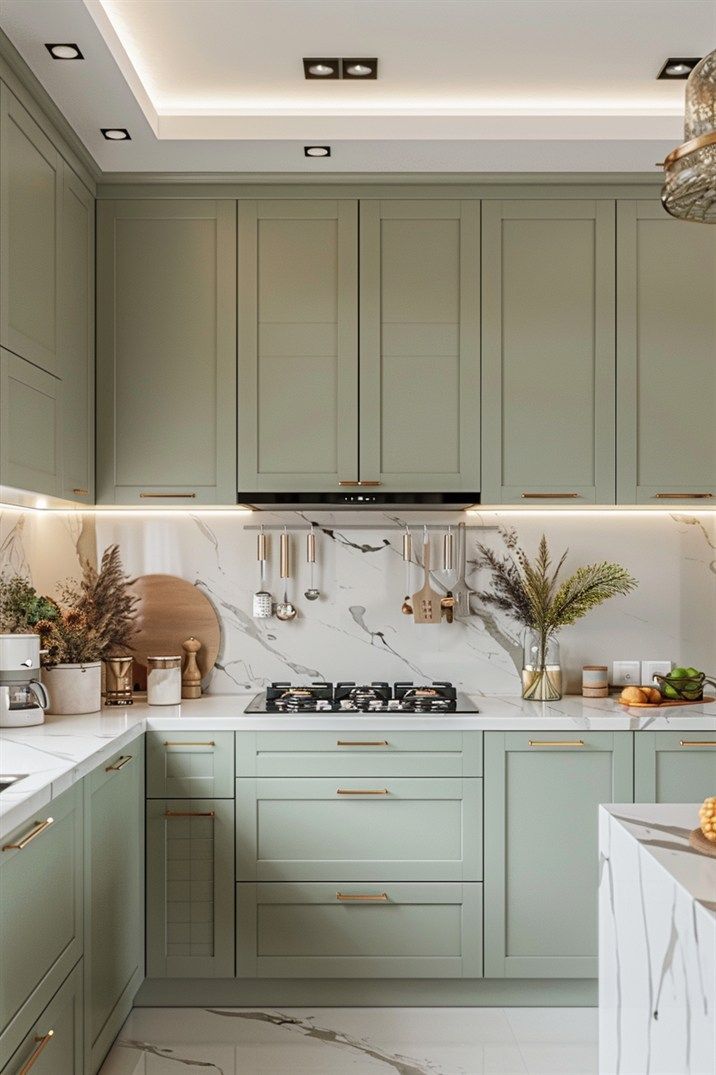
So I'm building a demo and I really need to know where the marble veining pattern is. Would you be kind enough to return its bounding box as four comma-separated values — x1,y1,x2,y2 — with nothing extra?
98,1005,599,1074
599,804,716,1075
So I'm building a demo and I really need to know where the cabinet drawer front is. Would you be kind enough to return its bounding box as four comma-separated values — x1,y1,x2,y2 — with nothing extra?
236,731,482,777
635,732,716,803
147,731,234,798
237,882,482,978
1,962,82,1075
237,777,482,881
0,785,82,1057
146,799,235,979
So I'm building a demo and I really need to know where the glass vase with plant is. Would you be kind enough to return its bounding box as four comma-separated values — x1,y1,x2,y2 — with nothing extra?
476,529,637,701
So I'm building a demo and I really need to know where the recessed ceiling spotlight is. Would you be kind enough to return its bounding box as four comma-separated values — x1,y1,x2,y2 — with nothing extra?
45,42,83,60
342,58,378,79
657,57,701,79
304,145,331,157
101,128,131,140
303,58,339,79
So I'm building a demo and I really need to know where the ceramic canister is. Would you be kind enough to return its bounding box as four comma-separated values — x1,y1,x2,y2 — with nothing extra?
147,655,182,705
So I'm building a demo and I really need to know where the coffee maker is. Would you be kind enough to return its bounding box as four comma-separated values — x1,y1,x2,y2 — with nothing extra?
0,634,49,728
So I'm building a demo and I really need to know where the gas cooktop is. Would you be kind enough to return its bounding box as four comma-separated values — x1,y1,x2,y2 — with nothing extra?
244,681,478,714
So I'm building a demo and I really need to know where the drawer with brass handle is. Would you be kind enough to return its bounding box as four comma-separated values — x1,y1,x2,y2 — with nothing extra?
147,730,234,798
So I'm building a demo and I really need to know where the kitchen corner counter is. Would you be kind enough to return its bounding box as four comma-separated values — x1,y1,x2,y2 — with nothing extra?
1,693,714,841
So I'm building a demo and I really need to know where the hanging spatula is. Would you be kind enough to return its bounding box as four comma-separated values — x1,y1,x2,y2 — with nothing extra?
452,522,474,620
412,531,442,624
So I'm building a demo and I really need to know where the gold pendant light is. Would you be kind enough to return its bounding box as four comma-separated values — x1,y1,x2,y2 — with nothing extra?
662,49,716,223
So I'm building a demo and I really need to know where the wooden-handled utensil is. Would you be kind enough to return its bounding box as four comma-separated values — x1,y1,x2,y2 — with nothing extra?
412,531,442,624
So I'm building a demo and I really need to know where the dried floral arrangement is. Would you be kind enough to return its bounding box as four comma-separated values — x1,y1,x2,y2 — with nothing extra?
0,545,138,667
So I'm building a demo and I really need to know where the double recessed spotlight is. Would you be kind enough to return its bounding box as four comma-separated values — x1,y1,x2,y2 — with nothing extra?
45,42,83,60
303,57,378,80
657,57,701,79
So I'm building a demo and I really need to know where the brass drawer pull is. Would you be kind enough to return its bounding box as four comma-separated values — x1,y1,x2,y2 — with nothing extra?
338,481,360,487
2,817,54,851
71,487,88,496
336,740,389,747
105,754,132,772
165,810,216,818
655,492,713,499
528,740,585,748
521,492,580,499
358,481,382,487
336,788,389,795
140,492,197,499
163,740,215,747
18,1030,54,1074
336,892,388,902
679,740,716,747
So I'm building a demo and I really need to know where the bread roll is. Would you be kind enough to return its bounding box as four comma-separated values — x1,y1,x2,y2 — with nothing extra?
620,686,648,705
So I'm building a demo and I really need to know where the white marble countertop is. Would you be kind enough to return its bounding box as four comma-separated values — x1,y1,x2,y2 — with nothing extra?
1,693,715,841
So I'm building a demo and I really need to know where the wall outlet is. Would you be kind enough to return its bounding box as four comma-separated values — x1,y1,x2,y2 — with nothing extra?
612,660,641,687
641,660,673,685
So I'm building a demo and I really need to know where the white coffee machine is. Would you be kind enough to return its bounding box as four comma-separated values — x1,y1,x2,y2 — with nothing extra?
0,634,49,728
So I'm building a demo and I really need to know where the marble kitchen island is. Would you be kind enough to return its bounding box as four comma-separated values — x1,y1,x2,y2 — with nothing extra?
599,803,716,1075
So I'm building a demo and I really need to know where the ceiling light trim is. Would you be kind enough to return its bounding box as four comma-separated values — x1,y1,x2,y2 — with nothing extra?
84,0,159,135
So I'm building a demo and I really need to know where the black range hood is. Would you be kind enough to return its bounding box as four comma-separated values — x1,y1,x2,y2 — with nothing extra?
237,491,481,510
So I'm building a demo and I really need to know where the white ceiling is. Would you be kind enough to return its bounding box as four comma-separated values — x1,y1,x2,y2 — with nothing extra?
1,0,714,174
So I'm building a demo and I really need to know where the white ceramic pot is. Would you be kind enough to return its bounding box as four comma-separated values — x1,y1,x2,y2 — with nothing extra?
42,662,102,715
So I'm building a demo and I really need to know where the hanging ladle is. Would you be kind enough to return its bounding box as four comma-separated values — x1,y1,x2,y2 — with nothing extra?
276,528,298,621
304,526,320,600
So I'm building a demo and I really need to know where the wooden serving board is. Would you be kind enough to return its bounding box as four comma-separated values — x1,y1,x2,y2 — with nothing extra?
618,695,716,709
689,828,716,858
128,574,221,677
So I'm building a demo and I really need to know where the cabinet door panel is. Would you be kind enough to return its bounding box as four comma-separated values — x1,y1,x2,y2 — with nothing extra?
60,165,94,504
359,200,480,492
0,349,61,498
0,84,60,374
97,199,236,504
484,732,633,978
617,201,716,504
635,732,716,802
2,963,82,1075
482,200,615,504
147,732,234,798
238,199,358,491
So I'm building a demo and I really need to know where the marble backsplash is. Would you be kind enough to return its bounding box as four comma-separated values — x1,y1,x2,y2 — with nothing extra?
1,507,714,695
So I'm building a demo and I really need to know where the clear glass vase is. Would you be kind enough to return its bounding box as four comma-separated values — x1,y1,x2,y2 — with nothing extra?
522,629,563,701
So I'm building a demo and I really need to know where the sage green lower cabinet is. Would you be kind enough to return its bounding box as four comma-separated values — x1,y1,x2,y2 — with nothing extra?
635,732,716,803
0,349,61,499
1,962,83,1075
146,799,235,978
236,777,482,882
0,784,82,1068
484,732,633,979
147,731,235,798
85,739,144,1074
237,882,483,978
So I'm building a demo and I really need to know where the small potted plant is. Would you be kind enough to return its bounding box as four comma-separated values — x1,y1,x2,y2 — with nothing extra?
0,546,137,715
476,529,637,701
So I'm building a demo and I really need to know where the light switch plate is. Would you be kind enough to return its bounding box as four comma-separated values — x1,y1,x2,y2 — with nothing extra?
612,660,641,686
641,660,673,685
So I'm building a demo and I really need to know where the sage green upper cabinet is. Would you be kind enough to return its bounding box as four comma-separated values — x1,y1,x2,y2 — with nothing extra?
237,200,358,492
484,732,633,979
481,200,616,504
97,200,237,504
0,83,61,376
617,201,716,505
0,348,61,498
60,165,94,505
359,200,480,492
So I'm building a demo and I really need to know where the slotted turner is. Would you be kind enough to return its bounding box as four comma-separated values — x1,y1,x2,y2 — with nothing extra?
452,522,474,620
412,533,442,624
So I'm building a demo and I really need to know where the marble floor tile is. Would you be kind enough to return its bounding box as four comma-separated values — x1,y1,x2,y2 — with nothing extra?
99,1006,598,1075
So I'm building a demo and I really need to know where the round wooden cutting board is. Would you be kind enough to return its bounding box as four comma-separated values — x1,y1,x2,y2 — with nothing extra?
128,574,221,677
689,828,716,858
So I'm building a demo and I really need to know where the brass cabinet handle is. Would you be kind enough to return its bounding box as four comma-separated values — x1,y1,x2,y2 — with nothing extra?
338,481,360,487
2,817,54,851
165,810,216,818
679,740,716,747
521,492,580,499
163,740,215,747
528,740,585,748
336,740,389,747
71,487,88,496
358,481,382,487
655,492,713,499
140,492,197,499
336,892,388,902
105,754,132,772
18,1030,54,1074
336,788,389,795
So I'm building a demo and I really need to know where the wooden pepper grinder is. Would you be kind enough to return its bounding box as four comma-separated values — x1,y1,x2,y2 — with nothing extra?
181,637,202,699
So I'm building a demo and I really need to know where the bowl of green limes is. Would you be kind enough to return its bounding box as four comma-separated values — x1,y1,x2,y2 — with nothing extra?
655,667,708,701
